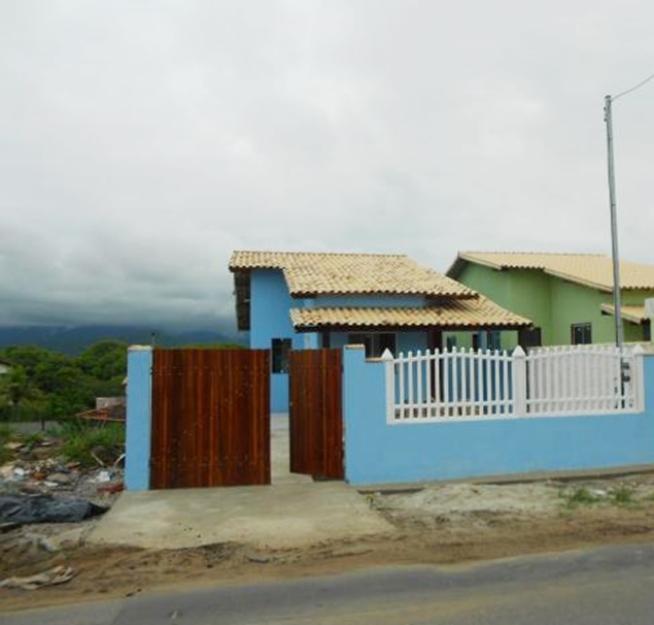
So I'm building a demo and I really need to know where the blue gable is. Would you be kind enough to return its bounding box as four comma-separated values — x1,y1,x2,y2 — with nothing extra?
248,269,435,412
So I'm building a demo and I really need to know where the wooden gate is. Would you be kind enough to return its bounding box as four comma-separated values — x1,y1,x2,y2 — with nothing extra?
289,349,344,479
150,349,270,489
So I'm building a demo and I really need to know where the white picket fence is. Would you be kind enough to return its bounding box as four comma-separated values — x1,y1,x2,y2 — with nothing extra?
384,344,645,423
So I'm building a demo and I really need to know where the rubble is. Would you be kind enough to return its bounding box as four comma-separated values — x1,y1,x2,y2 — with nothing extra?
0,565,75,590
0,436,124,503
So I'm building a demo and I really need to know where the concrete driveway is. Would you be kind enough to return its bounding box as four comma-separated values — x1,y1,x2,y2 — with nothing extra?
89,414,393,550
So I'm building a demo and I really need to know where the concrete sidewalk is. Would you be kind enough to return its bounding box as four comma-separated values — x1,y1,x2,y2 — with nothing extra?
88,482,393,550
89,413,393,550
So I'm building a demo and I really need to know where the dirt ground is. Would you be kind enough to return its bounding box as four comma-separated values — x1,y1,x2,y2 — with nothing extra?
3,472,654,612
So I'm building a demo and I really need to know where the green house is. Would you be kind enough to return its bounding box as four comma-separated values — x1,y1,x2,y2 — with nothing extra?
446,252,654,350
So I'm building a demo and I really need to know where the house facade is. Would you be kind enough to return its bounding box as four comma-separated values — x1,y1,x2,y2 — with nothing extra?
230,250,531,411
447,252,654,350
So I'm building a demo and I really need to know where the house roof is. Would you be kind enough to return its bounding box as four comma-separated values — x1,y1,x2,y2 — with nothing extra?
290,296,531,331
448,252,654,292
230,250,475,297
600,303,649,324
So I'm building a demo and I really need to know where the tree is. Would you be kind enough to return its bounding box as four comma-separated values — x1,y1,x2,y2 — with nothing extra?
0,365,36,419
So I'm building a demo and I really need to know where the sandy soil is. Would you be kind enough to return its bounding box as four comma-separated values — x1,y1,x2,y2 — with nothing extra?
3,473,654,612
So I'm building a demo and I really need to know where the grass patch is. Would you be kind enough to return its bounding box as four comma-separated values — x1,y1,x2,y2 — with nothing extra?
0,424,13,464
561,487,603,508
612,486,635,506
60,422,125,467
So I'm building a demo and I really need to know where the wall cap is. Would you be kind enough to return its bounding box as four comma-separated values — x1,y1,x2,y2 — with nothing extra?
128,345,153,352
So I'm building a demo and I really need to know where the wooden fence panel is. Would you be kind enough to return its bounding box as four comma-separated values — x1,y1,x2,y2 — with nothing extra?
289,349,343,480
150,349,270,489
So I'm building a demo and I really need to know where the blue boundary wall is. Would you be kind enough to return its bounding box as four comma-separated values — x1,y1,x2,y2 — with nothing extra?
125,346,153,491
343,345,654,486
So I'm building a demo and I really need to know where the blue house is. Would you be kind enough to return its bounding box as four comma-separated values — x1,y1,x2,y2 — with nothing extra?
230,250,531,412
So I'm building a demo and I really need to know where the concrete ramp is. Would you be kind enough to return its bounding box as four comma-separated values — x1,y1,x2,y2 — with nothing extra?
88,482,393,550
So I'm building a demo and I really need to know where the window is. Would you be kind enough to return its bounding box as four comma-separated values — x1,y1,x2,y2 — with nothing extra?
347,333,396,358
271,338,292,373
571,323,592,345
519,327,542,350
645,321,651,342
472,333,480,350
446,335,457,350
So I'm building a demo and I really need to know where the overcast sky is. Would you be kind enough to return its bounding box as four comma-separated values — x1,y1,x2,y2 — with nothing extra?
1,1,653,333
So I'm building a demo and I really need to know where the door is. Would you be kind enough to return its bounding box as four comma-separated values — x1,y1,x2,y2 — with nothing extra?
150,348,270,488
289,349,344,479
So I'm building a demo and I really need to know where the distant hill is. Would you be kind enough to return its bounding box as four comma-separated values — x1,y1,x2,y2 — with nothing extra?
0,325,246,355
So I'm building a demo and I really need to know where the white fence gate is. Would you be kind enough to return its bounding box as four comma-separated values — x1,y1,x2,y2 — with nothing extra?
384,344,645,423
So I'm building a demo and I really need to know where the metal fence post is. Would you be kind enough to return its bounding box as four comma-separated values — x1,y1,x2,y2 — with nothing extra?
512,345,527,417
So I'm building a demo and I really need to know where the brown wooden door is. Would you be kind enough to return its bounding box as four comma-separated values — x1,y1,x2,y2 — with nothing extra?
150,348,270,489
289,349,343,479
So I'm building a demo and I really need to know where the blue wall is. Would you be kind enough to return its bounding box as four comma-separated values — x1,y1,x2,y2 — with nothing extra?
343,346,654,486
125,346,153,491
249,269,318,411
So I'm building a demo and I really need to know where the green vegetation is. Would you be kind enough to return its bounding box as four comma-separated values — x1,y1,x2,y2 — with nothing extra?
60,422,125,467
562,487,602,508
0,424,12,464
611,486,635,506
0,340,127,422
561,485,640,508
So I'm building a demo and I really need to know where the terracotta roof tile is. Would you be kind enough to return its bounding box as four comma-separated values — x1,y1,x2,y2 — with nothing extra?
600,303,649,324
290,297,531,329
230,250,474,297
453,252,654,291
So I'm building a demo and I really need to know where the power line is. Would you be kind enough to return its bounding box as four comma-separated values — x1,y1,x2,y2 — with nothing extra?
612,71,654,101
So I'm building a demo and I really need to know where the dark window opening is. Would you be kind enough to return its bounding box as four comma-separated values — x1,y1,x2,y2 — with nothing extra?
519,327,542,350
644,321,651,342
446,335,457,350
347,333,397,358
271,338,292,373
571,323,592,345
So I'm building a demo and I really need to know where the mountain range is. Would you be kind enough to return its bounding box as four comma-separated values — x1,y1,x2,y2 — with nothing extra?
0,325,246,355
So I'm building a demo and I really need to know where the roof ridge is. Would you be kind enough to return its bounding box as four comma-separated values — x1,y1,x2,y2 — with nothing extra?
460,251,608,257
232,250,407,258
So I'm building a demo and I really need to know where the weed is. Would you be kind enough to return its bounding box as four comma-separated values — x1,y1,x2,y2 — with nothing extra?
612,486,635,506
562,487,602,508
19,432,44,447
61,422,124,467
0,424,16,464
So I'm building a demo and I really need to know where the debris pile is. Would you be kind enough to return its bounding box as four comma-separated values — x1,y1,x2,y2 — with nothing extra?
1,435,124,501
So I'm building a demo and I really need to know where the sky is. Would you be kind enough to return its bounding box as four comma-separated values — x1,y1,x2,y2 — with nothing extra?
1,1,653,334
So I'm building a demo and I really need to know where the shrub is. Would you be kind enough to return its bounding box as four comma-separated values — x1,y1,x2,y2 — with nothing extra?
612,486,634,506
61,422,125,467
0,424,13,464
563,487,602,508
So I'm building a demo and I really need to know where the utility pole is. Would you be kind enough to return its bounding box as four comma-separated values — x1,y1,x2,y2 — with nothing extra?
603,94,624,350
603,72,654,351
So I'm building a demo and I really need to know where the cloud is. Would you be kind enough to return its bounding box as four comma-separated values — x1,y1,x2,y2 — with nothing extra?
1,0,653,330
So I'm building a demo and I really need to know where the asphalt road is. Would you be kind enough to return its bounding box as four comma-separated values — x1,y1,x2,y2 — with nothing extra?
3,542,654,625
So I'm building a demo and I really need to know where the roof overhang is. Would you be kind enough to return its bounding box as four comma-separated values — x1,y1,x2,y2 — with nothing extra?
290,302,532,333
600,303,649,325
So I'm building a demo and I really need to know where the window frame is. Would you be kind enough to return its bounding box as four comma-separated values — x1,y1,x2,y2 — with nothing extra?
570,322,592,345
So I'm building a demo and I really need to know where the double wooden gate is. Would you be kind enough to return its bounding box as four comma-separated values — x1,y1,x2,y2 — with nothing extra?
289,349,344,480
150,348,270,489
